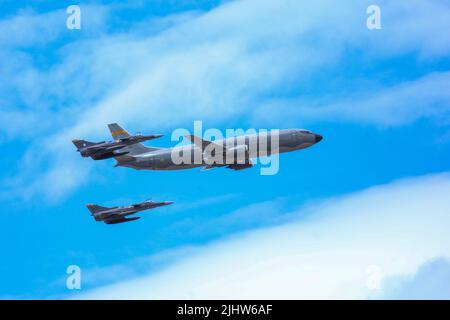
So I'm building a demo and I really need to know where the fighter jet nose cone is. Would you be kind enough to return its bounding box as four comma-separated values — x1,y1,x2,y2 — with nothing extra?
314,134,323,143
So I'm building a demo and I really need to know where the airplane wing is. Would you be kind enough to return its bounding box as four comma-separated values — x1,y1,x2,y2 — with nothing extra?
185,135,223,150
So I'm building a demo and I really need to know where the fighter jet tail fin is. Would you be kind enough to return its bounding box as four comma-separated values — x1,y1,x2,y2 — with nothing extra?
108,123,160,155
86,204,110,214
108,123,131,140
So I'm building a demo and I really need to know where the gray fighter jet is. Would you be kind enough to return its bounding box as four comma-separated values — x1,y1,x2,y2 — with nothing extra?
86,200,173,224
101,123,323,171
72,126,163,160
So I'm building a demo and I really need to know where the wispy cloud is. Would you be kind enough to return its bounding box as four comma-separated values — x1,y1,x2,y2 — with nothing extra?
0,4,111,141
381,257,450,299
75,172,450,299
167,193,238,213
0,8,65,48
255,71,450,127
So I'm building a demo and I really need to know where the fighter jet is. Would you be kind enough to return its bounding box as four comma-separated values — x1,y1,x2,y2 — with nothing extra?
78,123,322,171
86,200,173,224
72,127,163,160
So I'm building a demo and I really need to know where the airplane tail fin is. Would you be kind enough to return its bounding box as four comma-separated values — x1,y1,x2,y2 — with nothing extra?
86,204,110,215
107,123,160,156
72,139,96,150
108,123,131,140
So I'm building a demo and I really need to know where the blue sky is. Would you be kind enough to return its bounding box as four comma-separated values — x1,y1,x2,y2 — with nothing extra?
1,0,450,299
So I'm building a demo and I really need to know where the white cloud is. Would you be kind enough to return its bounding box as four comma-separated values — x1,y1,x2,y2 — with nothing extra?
77,172,450,299
0,9,65,48
0,5,110,140
255,71,450,127
381,257,450,299
0,5,109,48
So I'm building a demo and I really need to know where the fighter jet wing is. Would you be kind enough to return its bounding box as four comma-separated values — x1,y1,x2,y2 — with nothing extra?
185,135,223,150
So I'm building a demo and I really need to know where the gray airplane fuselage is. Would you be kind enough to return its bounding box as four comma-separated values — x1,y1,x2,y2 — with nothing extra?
117,129,322,170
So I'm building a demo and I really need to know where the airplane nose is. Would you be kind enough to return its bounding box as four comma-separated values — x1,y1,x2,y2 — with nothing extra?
314,134,323,143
